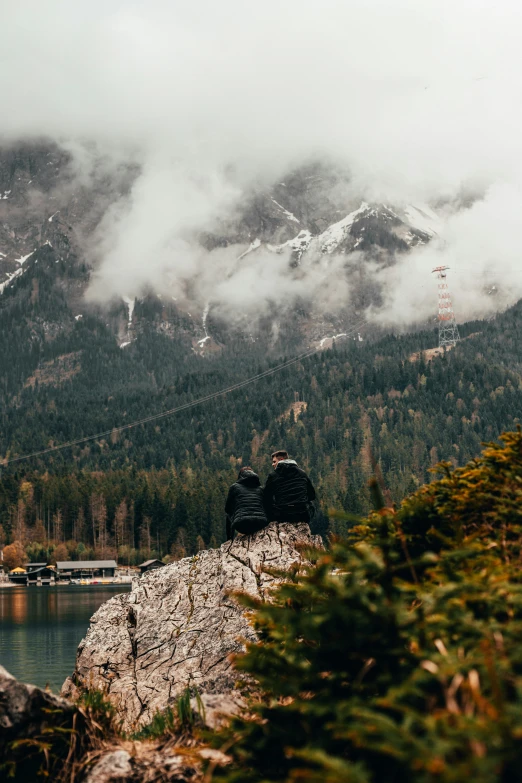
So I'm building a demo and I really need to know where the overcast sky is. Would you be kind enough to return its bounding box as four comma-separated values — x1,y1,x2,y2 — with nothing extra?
2,0,522,321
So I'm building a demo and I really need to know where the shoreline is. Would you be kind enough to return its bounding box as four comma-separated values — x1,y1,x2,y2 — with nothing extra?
0,579,134,588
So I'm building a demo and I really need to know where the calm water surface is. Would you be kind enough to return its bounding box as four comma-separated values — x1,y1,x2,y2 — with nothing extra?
0,585,131,693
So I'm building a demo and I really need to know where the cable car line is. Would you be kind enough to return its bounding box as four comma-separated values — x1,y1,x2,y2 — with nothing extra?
3,319,366,467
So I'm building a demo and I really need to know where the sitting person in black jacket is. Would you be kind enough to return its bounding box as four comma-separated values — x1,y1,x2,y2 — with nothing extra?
225,466,269,541
264,449,316,524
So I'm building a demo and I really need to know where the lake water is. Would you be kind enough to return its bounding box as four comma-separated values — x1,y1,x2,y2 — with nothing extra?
0,584,131,693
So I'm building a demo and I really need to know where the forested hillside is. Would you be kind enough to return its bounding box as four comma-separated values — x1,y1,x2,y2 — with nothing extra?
1,251,522,567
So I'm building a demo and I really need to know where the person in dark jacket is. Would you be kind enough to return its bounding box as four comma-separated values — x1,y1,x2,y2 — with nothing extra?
225,466,269,541
264,449,316,524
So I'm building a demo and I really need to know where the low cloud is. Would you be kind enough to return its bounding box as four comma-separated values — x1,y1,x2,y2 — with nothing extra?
2,1,522,323
210,248,353,318
373,183,522,326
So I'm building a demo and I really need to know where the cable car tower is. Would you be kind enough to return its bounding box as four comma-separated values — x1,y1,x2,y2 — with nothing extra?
432,265,460,348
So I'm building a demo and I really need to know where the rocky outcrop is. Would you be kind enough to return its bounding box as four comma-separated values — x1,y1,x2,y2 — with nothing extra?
63,522,319,732
83,750,132,783
0,663,76,741
82,745,229,783
0,664,88,781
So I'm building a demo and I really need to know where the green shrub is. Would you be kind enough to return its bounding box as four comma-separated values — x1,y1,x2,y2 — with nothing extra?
131,686,206,740
132,706,178,740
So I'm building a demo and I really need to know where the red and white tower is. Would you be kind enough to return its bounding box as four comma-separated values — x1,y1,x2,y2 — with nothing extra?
432,266,460,348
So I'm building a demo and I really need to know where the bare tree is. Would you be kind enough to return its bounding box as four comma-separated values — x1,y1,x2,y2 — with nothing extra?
73,507,85,542
139,516,152,555
52,509,63,543
170,528,187,561
13,499,26,543
90,494,108,556
114,500,128,552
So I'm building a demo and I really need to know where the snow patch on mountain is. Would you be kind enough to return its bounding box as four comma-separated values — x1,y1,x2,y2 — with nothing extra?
237,238,261,260
122,296,135,327
319,332,347,348
0,268,23,294
317,202,369,253
275,229,313,261
198,302,211,348
270,198,300,224
16,250,35,266
202,302,209,332
402,204,441,236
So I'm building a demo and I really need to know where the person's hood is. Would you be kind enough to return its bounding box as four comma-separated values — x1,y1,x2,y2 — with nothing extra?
237,470,261,487
276,459,298,470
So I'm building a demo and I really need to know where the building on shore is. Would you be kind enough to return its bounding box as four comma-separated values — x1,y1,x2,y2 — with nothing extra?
56,560,117,580
8,565,56,585
27,566,56,585
139,559,166,575
8,567,27,584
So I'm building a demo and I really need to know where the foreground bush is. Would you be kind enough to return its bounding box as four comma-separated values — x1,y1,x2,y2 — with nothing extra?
215,430,522,782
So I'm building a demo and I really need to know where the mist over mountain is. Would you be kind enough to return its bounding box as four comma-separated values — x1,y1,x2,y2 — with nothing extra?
1,1,522,341
0,139,516,358
0,143,436,344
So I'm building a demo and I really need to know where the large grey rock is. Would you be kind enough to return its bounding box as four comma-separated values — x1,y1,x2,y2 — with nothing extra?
63,522,319,731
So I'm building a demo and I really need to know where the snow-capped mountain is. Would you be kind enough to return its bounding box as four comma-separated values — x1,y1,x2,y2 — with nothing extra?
269,201,437,261
0,141,443,353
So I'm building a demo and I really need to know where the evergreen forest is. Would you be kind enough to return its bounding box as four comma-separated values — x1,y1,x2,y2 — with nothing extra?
1,249,522,567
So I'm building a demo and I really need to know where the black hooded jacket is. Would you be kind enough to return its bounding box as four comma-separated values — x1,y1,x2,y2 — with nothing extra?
264,459,316,521
225,470,268,537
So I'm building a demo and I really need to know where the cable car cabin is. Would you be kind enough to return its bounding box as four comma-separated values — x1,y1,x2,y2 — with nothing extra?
139,559,165,575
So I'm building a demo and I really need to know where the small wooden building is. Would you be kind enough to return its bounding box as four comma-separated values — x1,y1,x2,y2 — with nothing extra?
27,566,56,585
8,567,27,584
139,559,165,575
56,560,117,580
9,565,56,585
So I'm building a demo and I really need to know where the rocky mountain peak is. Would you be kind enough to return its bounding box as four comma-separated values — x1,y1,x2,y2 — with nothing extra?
0,140,446,357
